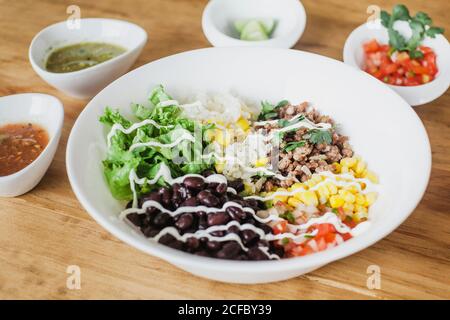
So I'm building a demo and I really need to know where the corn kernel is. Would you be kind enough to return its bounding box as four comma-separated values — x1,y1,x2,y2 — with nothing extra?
299,191,318,206
333,162,342,173
274,188,288,202
243,182,254,195
355,194,366,205
346,184,359,194
214,161,225,173
254,157,269,167
316,185,330,204
236,116,250,131
215,129,233,146
343,192,356,203
330,195,345,208
364,192,378,206
365,170,379,184
343,202,354,213
326,182,338,195
288,197,302,208
341,157,357,168
355,160,367,175
290,182,304,191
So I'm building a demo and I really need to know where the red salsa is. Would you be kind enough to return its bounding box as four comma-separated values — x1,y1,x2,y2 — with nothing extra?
363,39,438,86
0,123,49,176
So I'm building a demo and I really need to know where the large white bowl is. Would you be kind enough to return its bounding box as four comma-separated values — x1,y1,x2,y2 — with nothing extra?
66,48,431,284
29,18,147,99
343,20,450,106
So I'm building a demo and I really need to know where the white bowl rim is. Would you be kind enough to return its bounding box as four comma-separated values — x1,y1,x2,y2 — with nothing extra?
343,20,450,92
0,93,64,181
66,47,431,273
28,18,148,77
202,0,307,46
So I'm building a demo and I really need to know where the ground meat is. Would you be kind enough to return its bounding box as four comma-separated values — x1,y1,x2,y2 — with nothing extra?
263,102,354,190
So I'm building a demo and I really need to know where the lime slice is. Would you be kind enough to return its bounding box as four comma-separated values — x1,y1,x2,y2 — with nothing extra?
259,18,276,35
240,20,269,41
234,19,249,33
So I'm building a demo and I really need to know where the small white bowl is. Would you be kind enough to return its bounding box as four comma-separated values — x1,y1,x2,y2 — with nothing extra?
29,18,147,99
343,20,450,106
0,93,64,197
202,0,306,48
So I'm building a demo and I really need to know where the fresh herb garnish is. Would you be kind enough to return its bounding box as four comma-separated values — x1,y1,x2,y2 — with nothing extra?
258,100,290,121
307,129,332,145
381,4,444,58
278,114,305,128
284,140,306,152
304,234,315,239
281,238,290,245
279,211,296,224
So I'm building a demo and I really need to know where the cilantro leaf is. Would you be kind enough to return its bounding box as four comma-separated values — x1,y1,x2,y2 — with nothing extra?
284,140,305,152
392,4,410,21
308,129,332,145
414,12,432,26
380,10,391,28
426,26,444,38
279,211,296,224
258,100,290,121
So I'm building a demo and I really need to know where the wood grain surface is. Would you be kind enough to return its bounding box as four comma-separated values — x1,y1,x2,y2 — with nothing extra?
0,0,449,299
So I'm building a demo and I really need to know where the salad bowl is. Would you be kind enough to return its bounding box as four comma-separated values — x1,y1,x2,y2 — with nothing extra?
67,47,431,283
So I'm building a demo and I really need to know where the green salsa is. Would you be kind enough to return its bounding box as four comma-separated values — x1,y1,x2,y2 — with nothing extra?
45,42,126,73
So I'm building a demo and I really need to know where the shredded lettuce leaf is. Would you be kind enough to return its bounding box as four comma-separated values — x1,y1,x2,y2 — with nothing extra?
100,85,213,201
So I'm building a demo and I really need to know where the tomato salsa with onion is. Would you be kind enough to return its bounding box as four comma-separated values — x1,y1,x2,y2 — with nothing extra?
363,39,438,86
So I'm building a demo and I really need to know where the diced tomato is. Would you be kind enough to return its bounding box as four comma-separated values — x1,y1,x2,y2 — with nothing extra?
362,39,438,86
316,223,336,238
341,233,352,241
363,39,380,53
316,237,327,251
272,220,287,235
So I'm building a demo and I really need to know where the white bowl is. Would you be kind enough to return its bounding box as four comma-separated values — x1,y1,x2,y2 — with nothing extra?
29,18,147,99
66,47,431,283
202,0,306,48
343,20,450,106
0,93,64,197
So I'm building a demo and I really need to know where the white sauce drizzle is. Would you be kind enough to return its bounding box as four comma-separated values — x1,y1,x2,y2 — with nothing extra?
107,119,174,148
129,130,196,152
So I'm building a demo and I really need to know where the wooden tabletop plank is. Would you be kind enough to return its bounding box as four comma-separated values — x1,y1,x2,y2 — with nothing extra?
0,0,449,299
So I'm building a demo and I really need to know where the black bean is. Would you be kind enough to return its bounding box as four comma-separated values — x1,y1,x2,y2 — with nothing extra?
210,230,225,237
241,229,259,246
186,237,200,250
183,176,205,190
206,241,222,251
175,213,194,230
207,212,230,226
217,183,228,193
142,226,159,238
247,247,269,260
126,200,133,209
245,199,259,209
216,242,241,259
228,225,240,234
226,206,246,221
258,223,273,234
126,213,142,227
181,197,198,207
139,191,161,207
208,182,219,190
202,170,214,177
141,213,154,226
201,195,220,207
196,190,211,202
229,179,244,193
158,234,176,245
167,240,184,250
256,239,269,248
153,212,172,227
235,254,249,261
160,188,172,207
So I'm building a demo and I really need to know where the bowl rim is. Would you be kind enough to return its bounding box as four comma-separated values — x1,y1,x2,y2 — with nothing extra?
343,20,450,92
28,17,148,77
0,93,64,182
202,0,307,47
66,47,432,273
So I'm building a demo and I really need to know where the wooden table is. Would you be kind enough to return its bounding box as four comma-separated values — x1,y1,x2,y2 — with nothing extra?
0,0,449,300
